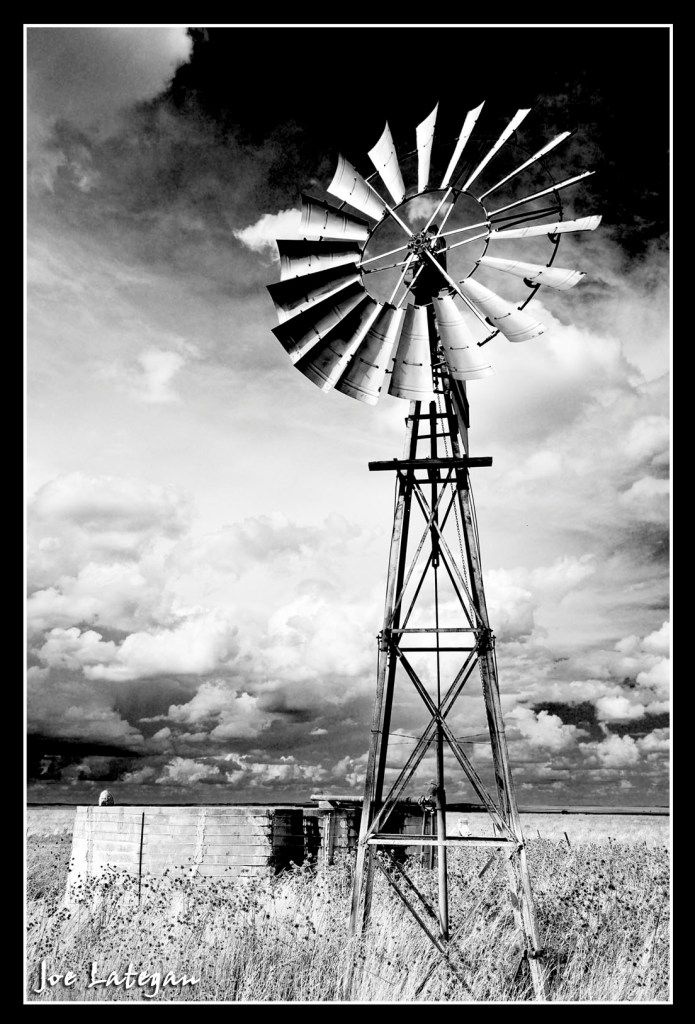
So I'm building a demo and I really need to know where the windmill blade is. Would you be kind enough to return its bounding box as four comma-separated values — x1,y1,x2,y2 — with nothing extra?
416,103,439,193
278,239,361,281
368,123,406,205
272,284,366,362
488,171,594,218
460,277,546,343
490,215,602,239
327,155,386,222
477,131,572,201
433,294,494,380
336,305,406,405
441,101,485,188
267,265,361,323
461,108,531,192
478,256,585,291
389,305,435,400
301,194,370,242
299,299,382,391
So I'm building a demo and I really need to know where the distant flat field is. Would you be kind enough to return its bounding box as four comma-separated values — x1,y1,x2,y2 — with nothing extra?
447,812,669,847
26,805,669,847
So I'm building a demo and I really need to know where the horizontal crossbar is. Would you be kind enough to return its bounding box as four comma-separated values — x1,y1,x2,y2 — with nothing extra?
367,835,515,847
397,646,475,652
410,477,471,486
390,627,479,634
369,457,492,472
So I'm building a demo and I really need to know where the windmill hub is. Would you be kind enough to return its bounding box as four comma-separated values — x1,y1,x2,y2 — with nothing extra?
407,230,438,257
360,188,491,306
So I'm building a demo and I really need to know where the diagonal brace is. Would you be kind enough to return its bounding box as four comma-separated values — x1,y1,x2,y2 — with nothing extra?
411,479,482,625
397,652,514,839
366,650,479,838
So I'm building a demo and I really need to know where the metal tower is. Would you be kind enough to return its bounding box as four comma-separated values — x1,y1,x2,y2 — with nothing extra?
346,319,546,999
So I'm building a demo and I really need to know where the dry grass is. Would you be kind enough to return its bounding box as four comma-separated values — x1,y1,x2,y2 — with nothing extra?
25,826,669,1003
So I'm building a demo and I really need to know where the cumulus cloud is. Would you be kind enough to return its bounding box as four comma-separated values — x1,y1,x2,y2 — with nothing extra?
594,694,647,722
637,727,669,757
27,562,169,635
513,618,670,729
121,765,157,784
154,682,272,740
30,471,188,537
27,495,385,784
642,621,670,656
234,209,301,257
485,555,596,643
221,753,329,789
156,756,223,786
508,706,587,752
29,472,190,587
486,570,535,642
25,462,670,802
37,612,240,683
589,733,641,768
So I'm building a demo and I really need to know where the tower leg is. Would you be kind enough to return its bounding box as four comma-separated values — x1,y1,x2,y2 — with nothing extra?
434,731,449,939
346,406,418,993
452,419,547,999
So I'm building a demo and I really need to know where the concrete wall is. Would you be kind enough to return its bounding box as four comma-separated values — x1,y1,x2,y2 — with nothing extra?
67,805,305,885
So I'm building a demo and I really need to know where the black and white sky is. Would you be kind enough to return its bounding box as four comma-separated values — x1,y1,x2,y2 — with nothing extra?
26,25,670,806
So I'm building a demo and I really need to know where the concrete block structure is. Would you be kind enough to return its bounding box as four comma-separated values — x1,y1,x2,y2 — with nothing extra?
67,805,305,886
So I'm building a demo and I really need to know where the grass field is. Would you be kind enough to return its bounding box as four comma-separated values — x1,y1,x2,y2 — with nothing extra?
25,814,670,1003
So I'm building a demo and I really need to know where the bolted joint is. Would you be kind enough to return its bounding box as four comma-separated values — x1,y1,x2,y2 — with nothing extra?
476,627,496,653
377,628,392,653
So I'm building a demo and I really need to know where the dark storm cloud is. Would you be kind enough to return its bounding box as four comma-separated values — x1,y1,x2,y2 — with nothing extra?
27,735,140,782
168,27,668,251
112,675,202,725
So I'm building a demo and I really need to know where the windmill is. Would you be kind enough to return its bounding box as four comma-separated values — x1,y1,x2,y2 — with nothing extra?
267,100,599,1000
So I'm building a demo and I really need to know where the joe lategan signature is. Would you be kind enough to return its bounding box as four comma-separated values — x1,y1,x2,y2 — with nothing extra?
33,959,200,998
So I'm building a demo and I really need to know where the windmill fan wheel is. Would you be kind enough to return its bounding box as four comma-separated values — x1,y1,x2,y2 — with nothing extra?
268,101,600,405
